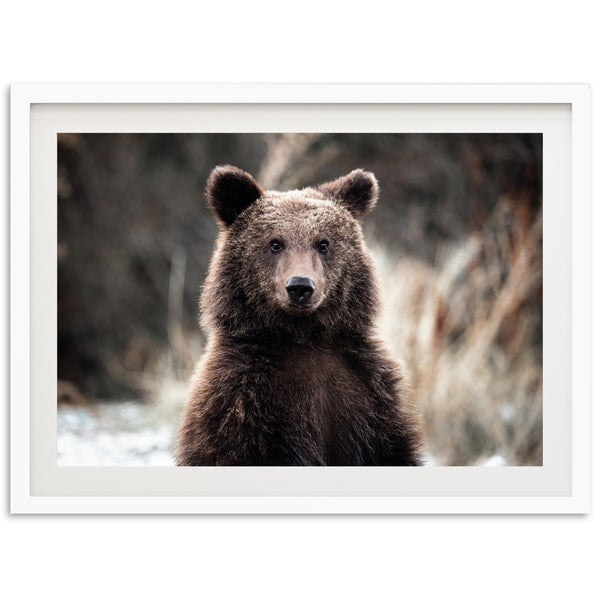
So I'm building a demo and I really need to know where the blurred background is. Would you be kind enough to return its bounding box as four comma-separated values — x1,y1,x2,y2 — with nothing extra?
57,132,542,466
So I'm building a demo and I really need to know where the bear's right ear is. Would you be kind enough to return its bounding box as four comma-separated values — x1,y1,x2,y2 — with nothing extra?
206,165,263,227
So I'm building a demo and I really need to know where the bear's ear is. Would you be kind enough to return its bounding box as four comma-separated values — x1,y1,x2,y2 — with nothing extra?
206,165,263,227
317,169,379,220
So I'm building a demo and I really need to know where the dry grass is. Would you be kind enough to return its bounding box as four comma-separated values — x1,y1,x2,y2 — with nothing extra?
374,196,542,465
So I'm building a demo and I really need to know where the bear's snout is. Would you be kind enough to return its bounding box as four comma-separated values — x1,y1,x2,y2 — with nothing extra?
285,277,315,305
273,246,326,312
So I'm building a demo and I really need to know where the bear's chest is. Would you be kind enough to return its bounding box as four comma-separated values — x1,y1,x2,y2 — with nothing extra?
276,347,368,414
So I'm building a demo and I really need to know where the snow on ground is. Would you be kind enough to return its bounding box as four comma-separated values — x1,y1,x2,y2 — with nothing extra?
483,454,508,467
57,401,508,467
58,401,179,466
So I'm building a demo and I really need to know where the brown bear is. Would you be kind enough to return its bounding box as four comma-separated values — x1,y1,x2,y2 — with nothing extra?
175,165,423,466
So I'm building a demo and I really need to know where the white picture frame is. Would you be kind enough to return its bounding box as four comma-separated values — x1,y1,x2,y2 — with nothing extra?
10,83,591,514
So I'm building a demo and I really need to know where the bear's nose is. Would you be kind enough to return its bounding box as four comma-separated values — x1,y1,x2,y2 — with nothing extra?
285,277,315,305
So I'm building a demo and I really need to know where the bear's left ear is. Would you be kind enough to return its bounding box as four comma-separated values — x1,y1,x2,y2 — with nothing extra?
317,169,379,220
206,165,263,227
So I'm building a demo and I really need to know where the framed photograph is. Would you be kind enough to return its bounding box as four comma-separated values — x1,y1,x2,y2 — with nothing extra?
10,84,590,514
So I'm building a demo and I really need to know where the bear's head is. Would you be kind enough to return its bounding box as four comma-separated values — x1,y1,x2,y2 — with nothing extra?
201,165,381,341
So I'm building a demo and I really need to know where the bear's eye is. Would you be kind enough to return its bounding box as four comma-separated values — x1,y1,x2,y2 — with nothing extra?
270,239,284,253
318,240,329,253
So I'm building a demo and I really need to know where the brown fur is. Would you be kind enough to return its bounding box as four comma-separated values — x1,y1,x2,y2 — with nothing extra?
175,166,423,466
